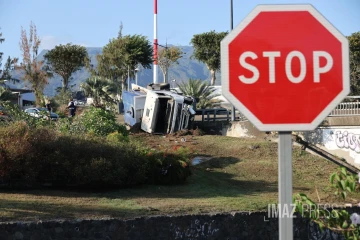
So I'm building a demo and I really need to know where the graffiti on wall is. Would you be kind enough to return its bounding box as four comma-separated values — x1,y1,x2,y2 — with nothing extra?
334,131,360,153
321,129,360,165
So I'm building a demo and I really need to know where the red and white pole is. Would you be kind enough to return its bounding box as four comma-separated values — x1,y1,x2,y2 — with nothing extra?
153,0,158,83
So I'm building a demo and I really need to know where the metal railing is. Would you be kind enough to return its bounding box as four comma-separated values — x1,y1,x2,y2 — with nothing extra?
329,96,360,117
194,96,360,122
195,108,247,122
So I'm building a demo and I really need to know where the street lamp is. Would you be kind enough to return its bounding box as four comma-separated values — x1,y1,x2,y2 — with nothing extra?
172,79,176,89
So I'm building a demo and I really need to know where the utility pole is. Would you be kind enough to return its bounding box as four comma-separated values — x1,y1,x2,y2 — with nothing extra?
153,0,158,84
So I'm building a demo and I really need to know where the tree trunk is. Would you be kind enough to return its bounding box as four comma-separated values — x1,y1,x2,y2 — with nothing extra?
210,69,216,85
121,76,126,92
62,75,69,91
163,70,167,83
34,88,44,107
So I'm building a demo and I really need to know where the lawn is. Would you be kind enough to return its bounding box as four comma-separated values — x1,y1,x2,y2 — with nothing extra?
0,133,358,222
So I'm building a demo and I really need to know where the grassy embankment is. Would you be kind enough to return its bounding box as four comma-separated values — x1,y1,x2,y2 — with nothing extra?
1,133,358,222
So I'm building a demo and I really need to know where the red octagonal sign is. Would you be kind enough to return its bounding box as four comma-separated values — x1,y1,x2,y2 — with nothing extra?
221,5,350,131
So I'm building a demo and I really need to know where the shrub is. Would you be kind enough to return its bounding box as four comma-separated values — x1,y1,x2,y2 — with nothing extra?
72,107,127,136
55,107,128,138
0,124,191,188
144,146,192,185
0,102,50,128
56,104,68,118
53,90,72,105
107,132,129,143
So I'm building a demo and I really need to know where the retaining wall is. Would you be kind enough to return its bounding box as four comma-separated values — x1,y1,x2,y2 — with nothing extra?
2,210,359,240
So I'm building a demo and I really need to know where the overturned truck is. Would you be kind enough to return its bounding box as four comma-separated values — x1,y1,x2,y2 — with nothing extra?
122,83,195,134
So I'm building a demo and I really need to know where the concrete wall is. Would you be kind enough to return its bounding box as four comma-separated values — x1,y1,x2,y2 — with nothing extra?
2,210,358,240
222,121,268,138
221,119,360,169
301,126,360,168
325,116,360,126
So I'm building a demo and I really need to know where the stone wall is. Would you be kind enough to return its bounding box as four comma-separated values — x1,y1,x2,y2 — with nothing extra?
1,209,359,240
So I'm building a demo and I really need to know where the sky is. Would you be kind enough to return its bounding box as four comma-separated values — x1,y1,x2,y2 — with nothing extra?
0,0,359,61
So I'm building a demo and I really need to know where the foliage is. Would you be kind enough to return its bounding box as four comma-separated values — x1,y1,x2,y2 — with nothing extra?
106,131,129,143
0,102,50,128
57,107,127,137
0,86,14,101
44,43,88,91
348,32,360,95
157,45,183,83
93,27,153,92
80,76,117,108
16,22,51,106
190,30,228,85
0,30,3,56
139,145,192,185
0,29,4,81
294,168,360,239
52,89,73,107
330,167,359,199
0,122,191,188
0,30,17,84
177,79,220,109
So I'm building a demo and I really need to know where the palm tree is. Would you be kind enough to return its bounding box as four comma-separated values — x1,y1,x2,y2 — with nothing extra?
177,79,220,109
80,76,117,108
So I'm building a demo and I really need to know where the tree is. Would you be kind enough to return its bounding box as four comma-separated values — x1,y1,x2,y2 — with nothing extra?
177,79,219,109
80,76,117,108
95,28,153,93
157,45,183,83
190,30,228,85
44,43,88,91
17,22,50,106
0,30,4,85
348,32,360,95
0,29,19,84
0,30,4,67
0,86,13,101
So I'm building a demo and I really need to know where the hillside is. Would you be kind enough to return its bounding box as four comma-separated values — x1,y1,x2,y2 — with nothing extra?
7,46,221,96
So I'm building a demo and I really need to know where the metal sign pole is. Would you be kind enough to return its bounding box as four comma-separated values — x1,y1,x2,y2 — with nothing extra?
278,131,293,240
230,0,236,122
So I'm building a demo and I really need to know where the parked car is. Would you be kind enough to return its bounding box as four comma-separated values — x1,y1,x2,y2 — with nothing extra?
74,100,85,106
24,107,59,121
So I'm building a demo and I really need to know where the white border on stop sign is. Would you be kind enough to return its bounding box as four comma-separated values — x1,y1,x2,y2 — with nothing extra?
221,4,350,132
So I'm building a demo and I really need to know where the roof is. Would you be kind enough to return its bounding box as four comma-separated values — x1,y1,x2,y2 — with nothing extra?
9,88,34,94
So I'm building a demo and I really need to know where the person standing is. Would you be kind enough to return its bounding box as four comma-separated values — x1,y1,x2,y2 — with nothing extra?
45,101,52,112
67,98,76,117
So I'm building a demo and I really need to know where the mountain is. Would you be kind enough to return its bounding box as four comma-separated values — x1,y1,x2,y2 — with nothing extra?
7,46,221,96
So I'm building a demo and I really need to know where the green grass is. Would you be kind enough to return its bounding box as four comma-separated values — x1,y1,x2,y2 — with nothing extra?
0,134,358,222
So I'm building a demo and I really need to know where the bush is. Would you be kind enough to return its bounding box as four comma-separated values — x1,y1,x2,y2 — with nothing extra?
107,132,129,143
0,102,50,128
0,124,191,188
70,107,127,137
144,146,192,185
55,107,128,138
53,90,72,106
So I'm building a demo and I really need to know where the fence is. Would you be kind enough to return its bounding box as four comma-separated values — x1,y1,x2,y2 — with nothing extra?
195,96,360,123
195,108,247,122
329,96,360,117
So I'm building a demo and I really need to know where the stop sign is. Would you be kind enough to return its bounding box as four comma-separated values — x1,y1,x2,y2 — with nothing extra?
221,5,350,131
